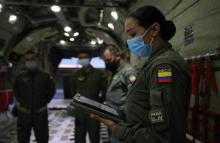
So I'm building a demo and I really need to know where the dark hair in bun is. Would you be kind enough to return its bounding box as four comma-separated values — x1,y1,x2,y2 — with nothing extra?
162,21,176,40
128,6,176,41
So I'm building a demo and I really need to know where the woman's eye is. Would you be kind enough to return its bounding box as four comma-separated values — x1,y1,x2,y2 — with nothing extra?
130,33,136,38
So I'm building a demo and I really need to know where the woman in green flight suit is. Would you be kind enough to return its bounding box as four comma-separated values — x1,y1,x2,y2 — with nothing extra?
93,5,191,143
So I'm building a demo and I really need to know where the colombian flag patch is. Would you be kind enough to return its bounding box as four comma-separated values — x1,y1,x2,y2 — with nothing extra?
157,68,172,83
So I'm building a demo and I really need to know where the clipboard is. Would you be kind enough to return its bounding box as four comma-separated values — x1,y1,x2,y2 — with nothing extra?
72,93,123,122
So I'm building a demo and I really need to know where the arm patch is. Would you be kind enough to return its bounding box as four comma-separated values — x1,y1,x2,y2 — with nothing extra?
128,75,136,83
157,67,172,83
149,109,166,124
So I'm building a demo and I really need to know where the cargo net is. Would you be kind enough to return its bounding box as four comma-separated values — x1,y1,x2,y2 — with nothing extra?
186,57,220,143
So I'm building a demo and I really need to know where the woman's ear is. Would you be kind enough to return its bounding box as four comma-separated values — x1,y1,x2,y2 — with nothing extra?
115,52,121,61
151,23,160,37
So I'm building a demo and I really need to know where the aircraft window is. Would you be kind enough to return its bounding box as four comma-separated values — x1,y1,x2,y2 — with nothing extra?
58,57,105,69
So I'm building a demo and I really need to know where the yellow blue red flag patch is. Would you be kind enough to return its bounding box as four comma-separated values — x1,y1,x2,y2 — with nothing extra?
157,68,172,83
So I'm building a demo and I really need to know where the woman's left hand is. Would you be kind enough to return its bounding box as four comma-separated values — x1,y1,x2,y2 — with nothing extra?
91,114,117,129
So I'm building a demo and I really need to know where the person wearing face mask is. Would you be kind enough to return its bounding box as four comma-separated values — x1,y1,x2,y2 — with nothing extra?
102,45,136,112
13,51,55,143
71,50,108,143
92,6,191,143
102,45,136,143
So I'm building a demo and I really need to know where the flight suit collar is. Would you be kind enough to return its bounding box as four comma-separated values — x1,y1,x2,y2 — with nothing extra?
150,42,172,58
117,61,127,72
25,70,40,76
80,64,94,73
142,42,172,69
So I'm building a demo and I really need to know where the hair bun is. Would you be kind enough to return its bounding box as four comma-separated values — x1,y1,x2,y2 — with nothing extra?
163,20,176,40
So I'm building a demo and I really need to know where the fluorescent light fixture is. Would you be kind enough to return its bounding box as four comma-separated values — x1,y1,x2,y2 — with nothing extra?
50,5,61,13
0,4,3,13
73,32,79,37
90,40,96,45
97,38,104,44
108,23,114,30
9,14,17,24
64,26,71,32
70,38,75,41
111,10,118,20
60,40,66,45
64,32,70,37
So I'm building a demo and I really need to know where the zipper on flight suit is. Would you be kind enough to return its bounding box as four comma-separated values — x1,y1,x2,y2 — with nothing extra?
31,74,34,113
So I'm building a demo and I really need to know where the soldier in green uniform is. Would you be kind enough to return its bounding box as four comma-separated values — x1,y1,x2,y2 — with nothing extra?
92,6,191,143
102,45,136,143
102,45,136,110
14,51,55,143
71,50,107,143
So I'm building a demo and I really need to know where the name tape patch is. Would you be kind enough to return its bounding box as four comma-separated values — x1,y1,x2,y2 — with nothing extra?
149,110,166,124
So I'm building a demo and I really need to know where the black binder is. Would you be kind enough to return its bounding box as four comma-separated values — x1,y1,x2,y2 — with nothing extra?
72,93,123,122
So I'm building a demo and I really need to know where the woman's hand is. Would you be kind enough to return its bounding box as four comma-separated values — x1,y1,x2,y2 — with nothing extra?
91,114,117,130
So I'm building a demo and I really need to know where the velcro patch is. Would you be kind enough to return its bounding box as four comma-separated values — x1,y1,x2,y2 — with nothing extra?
157,68,172,83
149,110,166,124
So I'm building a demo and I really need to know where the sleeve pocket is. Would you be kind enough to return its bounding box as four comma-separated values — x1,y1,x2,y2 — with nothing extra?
149,88,163,107
149,88,169,125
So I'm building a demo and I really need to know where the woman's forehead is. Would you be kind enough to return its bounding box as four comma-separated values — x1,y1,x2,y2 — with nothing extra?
125,17,140,32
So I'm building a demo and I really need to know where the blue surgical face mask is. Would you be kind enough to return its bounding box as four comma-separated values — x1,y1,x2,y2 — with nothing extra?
25,60,39,72
127,27,152,57
78,59,90,67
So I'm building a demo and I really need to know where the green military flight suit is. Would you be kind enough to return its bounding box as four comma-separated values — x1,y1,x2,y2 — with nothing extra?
112,43,191,143
14,71,55,143
71,65,107,143
106,62,136,143
106,62,136,112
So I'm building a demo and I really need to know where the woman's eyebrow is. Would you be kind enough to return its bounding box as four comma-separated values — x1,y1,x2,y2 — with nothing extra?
126,27,135,33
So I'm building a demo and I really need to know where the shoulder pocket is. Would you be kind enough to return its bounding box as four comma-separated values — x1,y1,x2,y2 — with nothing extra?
150,88,163,107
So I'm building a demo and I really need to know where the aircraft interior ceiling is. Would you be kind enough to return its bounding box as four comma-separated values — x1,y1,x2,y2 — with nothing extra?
0,0,130,61
0,0,219,65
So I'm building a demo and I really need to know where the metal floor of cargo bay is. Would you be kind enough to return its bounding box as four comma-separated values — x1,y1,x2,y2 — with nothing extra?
0,99,109,143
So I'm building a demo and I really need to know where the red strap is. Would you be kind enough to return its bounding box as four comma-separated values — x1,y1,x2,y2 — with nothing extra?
206,62,218,93
189,63,201,96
